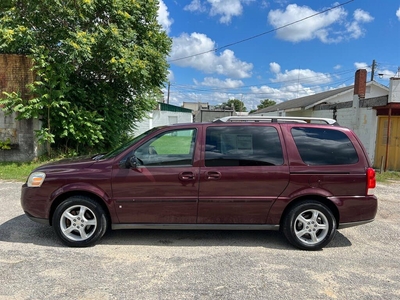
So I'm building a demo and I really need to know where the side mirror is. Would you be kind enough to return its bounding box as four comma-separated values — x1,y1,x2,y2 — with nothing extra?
128,156,138,169
124,155,143,169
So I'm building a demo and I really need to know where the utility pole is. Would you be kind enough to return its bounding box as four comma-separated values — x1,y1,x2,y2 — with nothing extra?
167,82,170,104
371,59,377,81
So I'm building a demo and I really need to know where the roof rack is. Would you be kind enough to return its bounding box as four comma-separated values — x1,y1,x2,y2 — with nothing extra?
214,116,339,125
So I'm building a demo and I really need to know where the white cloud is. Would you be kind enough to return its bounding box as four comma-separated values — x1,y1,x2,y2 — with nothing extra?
170,32,253,78
377,69,396,79
354,62,396,80
208,0,244,24
354,62,370,72
198,77,244,88
164,88,245,108
267,4,347,43
354,9,373,22
397,7,400,20
248,64,333,103
167,70,174,82
270,62,281,74
270,67,332,85
157,0,173,33
334,65,342,70
268,5,373,43
184,0,253,24
261,1,270,9
250,83,316,103
184,0,206,13
346,9,374,39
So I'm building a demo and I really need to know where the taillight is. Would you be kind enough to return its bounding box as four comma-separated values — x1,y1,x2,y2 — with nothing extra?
366,167,376,195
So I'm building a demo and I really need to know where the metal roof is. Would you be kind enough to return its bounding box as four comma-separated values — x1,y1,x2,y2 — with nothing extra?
158,102,192,113
254,85,354,114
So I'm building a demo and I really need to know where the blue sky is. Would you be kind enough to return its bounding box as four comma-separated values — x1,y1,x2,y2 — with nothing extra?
157,0,400,110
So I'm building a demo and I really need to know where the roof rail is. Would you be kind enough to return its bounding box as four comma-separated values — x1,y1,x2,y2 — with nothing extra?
214,116,339,125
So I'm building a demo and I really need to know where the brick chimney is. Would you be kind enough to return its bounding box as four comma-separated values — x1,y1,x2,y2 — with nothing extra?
354,69,367,98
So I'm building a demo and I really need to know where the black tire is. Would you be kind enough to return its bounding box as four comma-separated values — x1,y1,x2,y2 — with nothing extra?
282,201,336,250
52,196,108,247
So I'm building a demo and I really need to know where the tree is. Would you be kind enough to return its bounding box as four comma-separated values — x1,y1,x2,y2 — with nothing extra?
249,99,276,114
217,99,247,112
0,0,172,154
257,99,276,110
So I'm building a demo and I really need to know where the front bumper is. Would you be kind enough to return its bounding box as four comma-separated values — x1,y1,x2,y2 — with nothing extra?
23,211,49,225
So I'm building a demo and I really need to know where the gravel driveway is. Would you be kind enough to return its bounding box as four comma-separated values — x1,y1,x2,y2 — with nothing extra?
0,181,399,299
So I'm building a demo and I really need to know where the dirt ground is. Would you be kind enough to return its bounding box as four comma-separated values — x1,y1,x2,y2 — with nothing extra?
0,181,399,299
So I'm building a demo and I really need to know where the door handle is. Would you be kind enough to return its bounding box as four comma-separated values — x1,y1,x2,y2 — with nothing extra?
205,171,221,180
179,171,196,180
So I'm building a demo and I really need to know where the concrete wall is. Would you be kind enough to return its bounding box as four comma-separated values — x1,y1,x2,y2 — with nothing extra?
0,54,42,162
313,106,378,163
194,110,234,123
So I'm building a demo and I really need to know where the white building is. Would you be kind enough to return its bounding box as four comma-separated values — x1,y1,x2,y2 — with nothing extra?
133,102,193,136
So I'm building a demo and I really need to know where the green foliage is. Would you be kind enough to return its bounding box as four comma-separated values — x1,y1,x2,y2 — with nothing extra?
257,99,276,110
0,0,172,154
376,171,400,182
218,99,247,112
0,138,11,150
249,99,277,114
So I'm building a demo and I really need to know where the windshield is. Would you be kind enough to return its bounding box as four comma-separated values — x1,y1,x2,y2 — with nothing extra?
101,128,160,159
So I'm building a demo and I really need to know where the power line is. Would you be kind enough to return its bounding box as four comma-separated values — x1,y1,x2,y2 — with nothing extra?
169,68,356,93
168,0,354,63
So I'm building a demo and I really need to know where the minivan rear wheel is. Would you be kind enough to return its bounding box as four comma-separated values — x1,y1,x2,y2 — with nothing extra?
283,201,336,250
52,196,108,247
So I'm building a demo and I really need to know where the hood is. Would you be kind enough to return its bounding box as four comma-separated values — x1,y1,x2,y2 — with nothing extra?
33,156,97,173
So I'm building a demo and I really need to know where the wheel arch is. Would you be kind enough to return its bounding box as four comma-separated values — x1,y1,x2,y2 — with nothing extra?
279,195,339,229
49,191,111,227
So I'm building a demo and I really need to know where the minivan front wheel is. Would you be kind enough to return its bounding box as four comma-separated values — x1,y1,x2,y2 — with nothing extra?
283,201,336,250
52,196,108,247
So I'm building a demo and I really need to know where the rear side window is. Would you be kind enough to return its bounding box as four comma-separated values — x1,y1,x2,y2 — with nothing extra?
291,127,359,165
205,126,283,167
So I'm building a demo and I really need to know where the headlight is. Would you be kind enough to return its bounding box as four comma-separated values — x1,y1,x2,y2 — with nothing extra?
27,172,46,187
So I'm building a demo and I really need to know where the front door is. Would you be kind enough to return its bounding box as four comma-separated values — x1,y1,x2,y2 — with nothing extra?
112,128,200,223
197,125,290,224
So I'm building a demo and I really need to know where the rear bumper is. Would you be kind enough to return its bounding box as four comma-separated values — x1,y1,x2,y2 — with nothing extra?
329,194,378,224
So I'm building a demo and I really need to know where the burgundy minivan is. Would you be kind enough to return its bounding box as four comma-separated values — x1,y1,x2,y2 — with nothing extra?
21,116,377,250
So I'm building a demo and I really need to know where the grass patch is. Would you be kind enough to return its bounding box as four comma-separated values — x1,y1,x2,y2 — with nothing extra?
151,135,193,154
375,171,400,182
0,161,44,182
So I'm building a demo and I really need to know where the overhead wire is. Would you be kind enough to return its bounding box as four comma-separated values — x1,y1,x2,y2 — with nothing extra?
169,68,357,94
166,0,358,102
168,0,354,63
